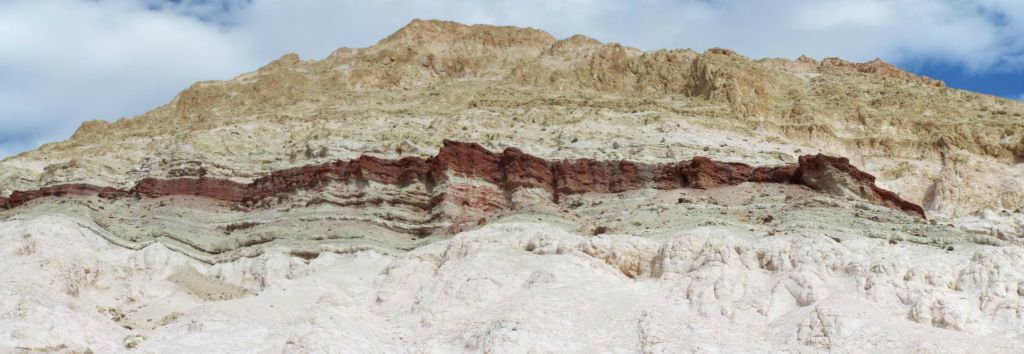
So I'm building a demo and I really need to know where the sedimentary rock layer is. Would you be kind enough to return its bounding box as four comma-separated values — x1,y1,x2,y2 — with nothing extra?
0,140,925,219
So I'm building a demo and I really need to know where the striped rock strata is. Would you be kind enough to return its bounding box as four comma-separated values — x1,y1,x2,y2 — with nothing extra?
1,140,925,228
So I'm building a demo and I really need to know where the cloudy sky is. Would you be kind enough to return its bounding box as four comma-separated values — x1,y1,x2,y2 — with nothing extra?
1,0,1023,158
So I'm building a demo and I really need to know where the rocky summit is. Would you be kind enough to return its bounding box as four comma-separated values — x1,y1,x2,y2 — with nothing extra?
1,19,1024,353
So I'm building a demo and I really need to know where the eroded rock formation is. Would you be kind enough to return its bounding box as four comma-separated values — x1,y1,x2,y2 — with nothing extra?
3,20,1022,221
0,141,925,222
795,154,926,218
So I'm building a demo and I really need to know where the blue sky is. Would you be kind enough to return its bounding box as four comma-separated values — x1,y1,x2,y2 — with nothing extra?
913,63,1024,100
1,0,1022,158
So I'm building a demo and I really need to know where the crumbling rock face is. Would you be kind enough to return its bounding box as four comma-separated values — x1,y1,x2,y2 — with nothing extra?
133,178,247,203
680,157,754,189
5,20,1022,219
796,154,926,218
818,57,945,87
1,141,925,223
0,184,124,209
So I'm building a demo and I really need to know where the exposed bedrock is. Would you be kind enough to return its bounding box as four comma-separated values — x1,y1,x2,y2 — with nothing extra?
0,140,925,222
794,154,926,218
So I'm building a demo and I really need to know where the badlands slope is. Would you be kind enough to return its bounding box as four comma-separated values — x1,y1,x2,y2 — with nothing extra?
2,19,1024,353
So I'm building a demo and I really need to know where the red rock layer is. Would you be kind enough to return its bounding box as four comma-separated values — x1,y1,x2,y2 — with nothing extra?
0,140,925,219
794,154,926,218
0,184,124,209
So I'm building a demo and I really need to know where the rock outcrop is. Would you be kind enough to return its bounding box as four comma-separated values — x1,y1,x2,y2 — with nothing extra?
795,154,927,218
1,141,924,222
3,20,1022,220
6,19,1024,353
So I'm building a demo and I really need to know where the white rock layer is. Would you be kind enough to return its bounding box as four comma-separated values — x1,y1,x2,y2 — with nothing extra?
2,215,1024,353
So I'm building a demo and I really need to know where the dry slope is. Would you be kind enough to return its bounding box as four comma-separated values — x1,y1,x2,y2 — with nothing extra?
2,19,1024,353
3,19,1022,220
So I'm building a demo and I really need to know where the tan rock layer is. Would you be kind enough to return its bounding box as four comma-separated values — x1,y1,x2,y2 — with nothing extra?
0,140,925,219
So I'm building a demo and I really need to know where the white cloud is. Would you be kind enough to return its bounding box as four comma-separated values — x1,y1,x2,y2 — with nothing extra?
1,0,1023,158
0,0,256,157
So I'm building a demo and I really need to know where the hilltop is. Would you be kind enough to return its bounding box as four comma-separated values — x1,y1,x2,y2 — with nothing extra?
3,20,1022,220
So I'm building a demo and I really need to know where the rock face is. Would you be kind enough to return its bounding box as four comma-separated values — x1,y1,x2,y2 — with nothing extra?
2,20,1021,222
4,215,1022,353
0,141,924,222
4,19,1024,353
0,184,124,209
795,154,926,218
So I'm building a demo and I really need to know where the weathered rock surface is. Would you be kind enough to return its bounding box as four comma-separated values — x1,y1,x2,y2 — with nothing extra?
795,154,926,218
1,214,1020,353
2,20,1021,223
1,141,924,221
2,19,1023,353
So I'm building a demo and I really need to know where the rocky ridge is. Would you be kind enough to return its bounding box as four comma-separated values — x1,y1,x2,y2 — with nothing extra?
3,19,1022,223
